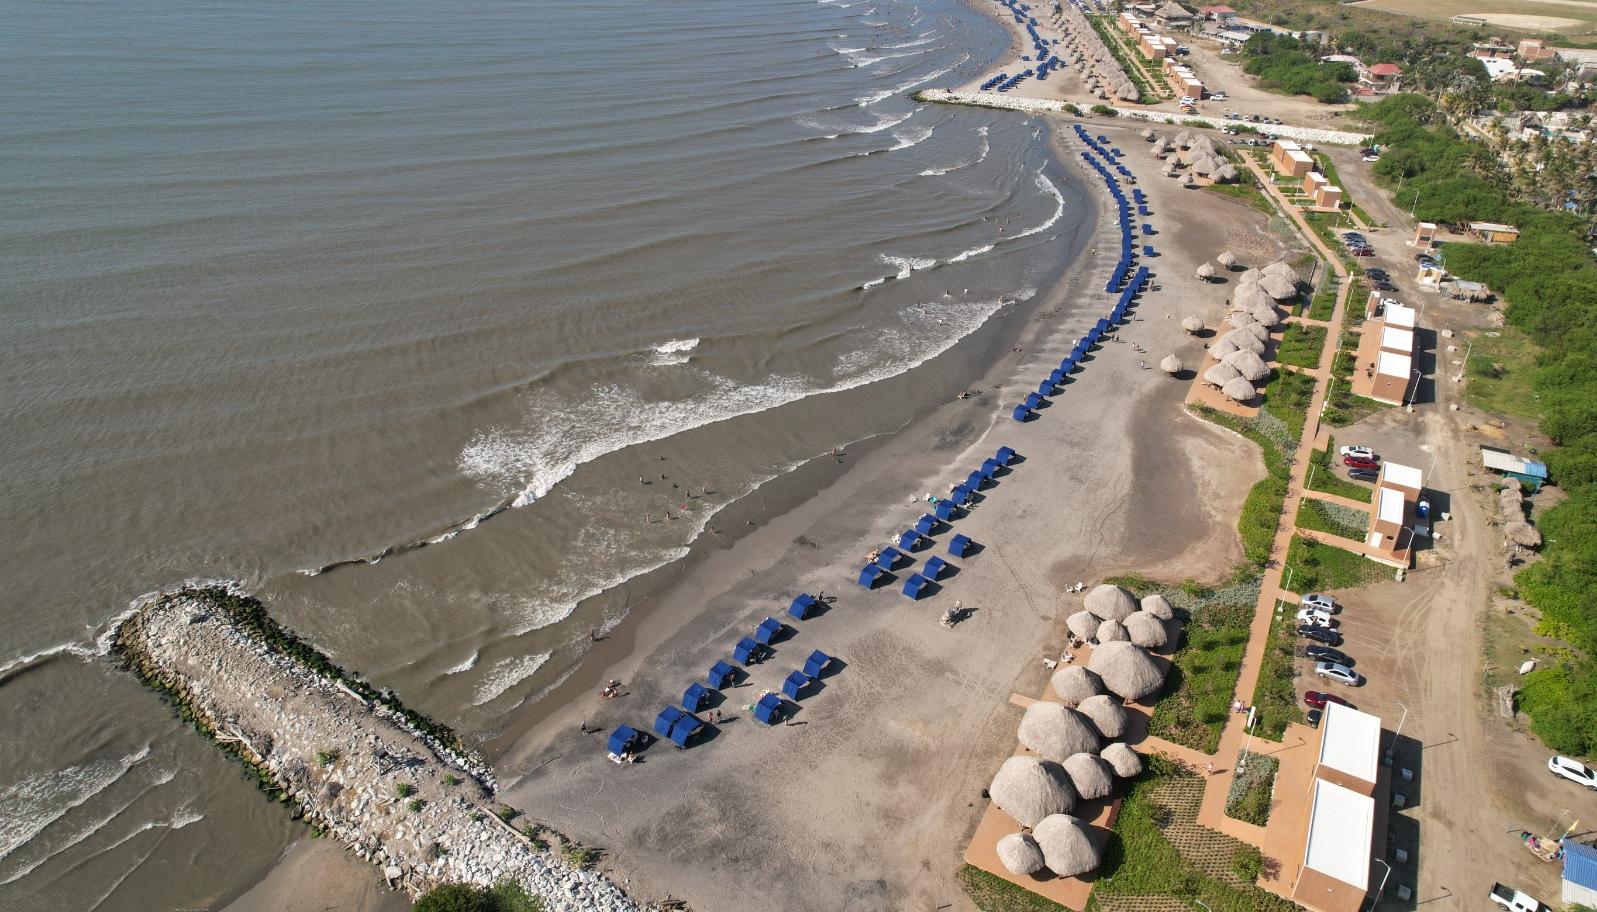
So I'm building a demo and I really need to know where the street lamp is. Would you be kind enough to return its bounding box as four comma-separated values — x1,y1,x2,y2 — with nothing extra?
1368,858,1393,911
1384,700,1409,767
1404,366,1421,410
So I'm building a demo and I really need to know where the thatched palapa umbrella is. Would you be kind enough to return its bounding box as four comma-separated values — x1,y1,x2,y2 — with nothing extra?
1234,283,1274,313
1181,314,1204,334
1506,521,1543,548
1175,130,1193,148
1087,641,1167,702
1160,354,1183,375
1239,267,1264,285
1225,348,1270,382
1241,321,1271,343
1033,814,1103,877
1209,337,1240,361
1067,609,1099,642
1204,361,1242,387
1260,272,1298,300
1217,250,1238,269
1222,376,1258,403
1222,328,1266,355
997,833,1046,876
1018,701,1103,761
1140,128,1154,141
1076,694,1128,739
1215,163,1240,183
1195,262,1216,281
1051,666,1105,706
1123,611,1169,649
1140,594,1174,620
1064,753,1115,800
1101,743,1144,778
990,756,1077,826
1263,260,1298,283
1097,617,1129,643
1084,584,1137,622
1227,311,1256,330
1250,306,1283,328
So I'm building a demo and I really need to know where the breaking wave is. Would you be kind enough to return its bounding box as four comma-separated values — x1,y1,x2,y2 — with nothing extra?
0,746,153,861
471,652,552,706
649,337,700,366
921,124,989,176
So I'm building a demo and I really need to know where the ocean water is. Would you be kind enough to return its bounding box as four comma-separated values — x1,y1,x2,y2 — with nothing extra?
0,0,1092,907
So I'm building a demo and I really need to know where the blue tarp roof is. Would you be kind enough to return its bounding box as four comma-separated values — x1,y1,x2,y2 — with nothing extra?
902,573,929,599
782,670,809,699
755,617,783,645
966,470,985,490
897,529,920,550
653,706,685,738
754,692,783,724
935,499,957,521
668,714,700,747
949,533,972,557
1565,839,1597,889
803,649,830,678
607,725,639,755
924,556,948,580
789,593,817,619
951,485,973,505
915,513,938,535
857,563,884,587
708,660,736,688
996,446,1016,464
684,682,709,710
980,458,1000,477
876,546,902,569
734,636,759,663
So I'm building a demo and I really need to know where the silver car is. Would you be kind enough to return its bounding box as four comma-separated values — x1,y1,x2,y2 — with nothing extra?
1301,593,1336,613
1315,662,1359,686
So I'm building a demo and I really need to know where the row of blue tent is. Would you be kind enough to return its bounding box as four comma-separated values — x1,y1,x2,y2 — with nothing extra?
990,0,1058,90
857,446,1009,600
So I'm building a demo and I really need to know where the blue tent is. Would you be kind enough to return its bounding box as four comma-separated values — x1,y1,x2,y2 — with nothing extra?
1048,368,1067,385
755,616,783,645
965,470,986,491
934,499,957,521
652,706,686,738
897,529,920,550
708,660,736,689
668,714,701,748
980,458,1000,478
876,545,902,569
923,555,949,580
1139,205,1150,216
1011,404,1031,422
996,445,1017,465
754,692,783,725
733,636,761,664
1057,357,1076,373
1142,224,1154,235
607,725,642,756
857,563,885,588
1037,380,1056,396
1094,318,1111,334
683,682,710,712
1143,245,1155,257
781,670,809,700
915,513,938,536
902,573,930,599
949,533,973,557
803,649,831,678
788,593,817,620
1022,392,1043,410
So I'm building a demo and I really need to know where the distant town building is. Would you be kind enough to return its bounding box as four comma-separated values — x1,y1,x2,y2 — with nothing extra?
1468,222,1519,245
1471,38,1514,60
1412,222,1437,249
1518,38,1558,63
1153,1,1193,28
1195,4,1237,23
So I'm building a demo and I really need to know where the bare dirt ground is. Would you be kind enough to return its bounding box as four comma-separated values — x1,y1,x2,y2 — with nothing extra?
1176,39,1363,131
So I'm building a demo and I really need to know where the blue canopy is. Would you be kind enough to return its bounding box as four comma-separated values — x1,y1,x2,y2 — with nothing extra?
781,670,809,700
755,616,783,645
652,706,686,738
980,458,1000,478
934,499,957,521
788,593,817,620
1058,357,1076,373
683,682,710,712
1048,368,1067,384
902,573,930,599
915,513,938,536
1138,205,1150,216
754,692,783,724
803,649,831,678
923,556,949,580
1094,318,1111,334
996,446,1017,465
949,533,973,557
733,636,760,664
708,660,736,689
876,545,902,569
607,725,641,756
1022,392,1043,410
668,714,701,748
897,529,920,550
1141,224,1154,235
965,470,985,491
857,563,884,588
1037,380,1056,396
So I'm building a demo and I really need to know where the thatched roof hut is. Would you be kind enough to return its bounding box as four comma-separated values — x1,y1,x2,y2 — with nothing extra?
1196,262,1216,281
1208,336,1240,359
1140,128,1154,140
1215,163,1239,183
1222,328,1266,355
1227,311,1256,331
1067,609,1099,642
1260,273,1298,300
1241,321,1271,343
997,832,1047,876
1233,283,1274,313
1190,154,1220,176
1164,162,1181,177
1097,617,1129,643
1175,130,1193,148
1064,752,1115,800
1250,305,1282,328
1222,376,1258,403
1084,584,1137,622
1140,593,1175,620
1203,361,1242,386
1160,354,1183,375
1051,666,1105,706
1123,611,1169,649
1087,641,1166,702
1033,814,1103,877
1101,742,1144,778
1018,701,1103,761
1224,348,1270,382
990,756,1077,826
1181,314,1204,333
1116,82,1139,101
1239,267,1264,285
1217,251,1237,269
1076,694,1128,739
1263,260,1298,282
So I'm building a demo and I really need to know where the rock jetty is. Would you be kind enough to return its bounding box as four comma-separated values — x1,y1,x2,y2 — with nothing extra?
114,585,641,911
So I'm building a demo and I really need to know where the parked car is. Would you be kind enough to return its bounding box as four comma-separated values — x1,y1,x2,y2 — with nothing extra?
1490,883,1551,912
1298,625,1342,646
1304,689,1350,708
1341,232,1365,242
1361,153,1379,162
1349,246,1375,257
1549,755,1597,790
1343,454,1379,470
1301,592,1337,612
1373,281,1397,292
1297,607,1335,627
1348,468,1380,482
1336,446,1374,461
1413,252,1434,263
1304,646,1352,665
1209,91,1225,99
1315,662,1359,685
1363,267,1388,277
1306,707,1323,728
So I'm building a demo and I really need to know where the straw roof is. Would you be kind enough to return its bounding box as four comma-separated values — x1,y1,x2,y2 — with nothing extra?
1215,163,1240,183
1190,135,1218,156
1239,267,1264,284
1140,128,1154,140
1224,348,1270,382
1076,694,1128,739
1208,336,1238,359
1051,666,1106,706
1064,752,1115,800
1175,130,1193,148
1196,262,1216,280
1203,361,1242,386
1097,617,1129,643
997,832,1047,876
1116,82,1139,101
1217,251,1237,268
1140,593,1175,620
1067,609,1100,642
1101,742,1144,778
1190,154,1220,176
1222,376,1258,403
1018,701,1103,761
1263,260,1298,282
1087,641,1166,702
1250,305,1282,328
1233,283,1274,312
1164,163,1181,177
1160,354,1183,374
1227,311,1256,330
990,756,1077,827
1221,328,1266,355
1084,584,1137,621
1261,273,1298,300
1123,611,1169,649
1181,314,1204,333
1033,814,1102,877
1241,321,1271,342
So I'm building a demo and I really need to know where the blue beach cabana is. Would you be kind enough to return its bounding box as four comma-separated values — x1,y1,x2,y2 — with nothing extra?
1048,368,1067,385
934,499,957,521
754,692,784,725
857,563,885,588
707,660,737,689
875,545,902,569
733,636,761,664
652,706,686,739
896,529,921,550
803,649,831,678
788,593,818,620
607,725,642,757
996,445,1017,465
980,457,1000,478
1011,404,1031,422
1037,379,1057,397
949,533,973,557
1022,392,1043,410
781,670,809,700
923,556,949,580
915,513,938,536
668,714,702,748
683,682,710,712
965,470,986,491
755,616,783,645
902,572,930,599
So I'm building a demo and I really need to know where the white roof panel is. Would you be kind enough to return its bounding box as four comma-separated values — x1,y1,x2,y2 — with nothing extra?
1383,461,1423,490
1384,303,1416,328
1380,326,1413,353
1304,779,1375,887
1287,150,1313,164
1376,350,1411,378
1317,703,1382,784
1377,486,1406,524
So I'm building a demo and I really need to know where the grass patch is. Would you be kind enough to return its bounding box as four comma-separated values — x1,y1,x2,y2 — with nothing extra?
1224,754,1279,827
1282,535,1392,593
1464,325,1543,420
1307,271,1337,322
1202,176,1276,218
1276,323,1327,369
1261,368,1317,442
1295,497,1371,541
1302,211,1359,274
1306,443,1374,504
958,864,1068,912
1190,399,1298,570
1253,613,1304,740
1309,152,1375,227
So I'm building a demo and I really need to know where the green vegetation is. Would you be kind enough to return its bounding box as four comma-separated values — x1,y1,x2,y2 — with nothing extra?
395,782,416,799
408,797,426,812
1201,167,1276,217
1240,33,1355,103
1307,271,1337,322
1295,497,1371,541
959,864,1068,912
1324,346,1389,428
496,805,522,824
1090,103,1118,117
1282,535,1391,593
315,749,339,767
562,842,599,870
413,881,545,912
1224,755,1279,827
1465,327,1543,419
1190,398,1296,570
1262,368,1317,442
1276,323,1326,369
443,774,462,788
1232,845,1264,882
1307,444,1374,503
1253,612,1305,739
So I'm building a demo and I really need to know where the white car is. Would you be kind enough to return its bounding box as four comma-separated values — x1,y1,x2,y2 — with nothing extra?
1549,756,1597,790
1362,154,1379,162
1300,593,1337,613
1338,445,1375,460
1315,662,1359,685
1209,91,1226,100
1297,608,1334,627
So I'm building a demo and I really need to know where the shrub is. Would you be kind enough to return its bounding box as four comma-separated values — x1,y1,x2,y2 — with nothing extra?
315,749,339,767
1090,104,1117,116
395,782,416,799
1232,845,1264,881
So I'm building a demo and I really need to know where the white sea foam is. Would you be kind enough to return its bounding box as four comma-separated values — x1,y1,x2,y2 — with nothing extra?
0,768,176,886
0,641,96,681
444,650,480,675
1008,168,1066,241
860,56,964,107
889,124,934,151
920,124,989,176
946,243,995,264
471,652,552,706
798,107,915,137
883,253,938,280
649,337,700,366
0,746,152,860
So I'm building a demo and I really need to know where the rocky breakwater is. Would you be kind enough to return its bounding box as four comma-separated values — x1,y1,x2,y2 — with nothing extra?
114,585,641,912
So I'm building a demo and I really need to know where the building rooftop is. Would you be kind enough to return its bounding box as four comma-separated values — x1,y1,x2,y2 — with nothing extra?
1368,63,1402,77
1380,326,1413,354
1317,703,1383,785
1286,150,1313,164
1470,221,1518,233
1480,448,1549,479
1375,349,1411,379
1384,303,1416,329
1303,779,1375,888
1383,461,1423,492
1563,839,1597,890
1376,486,1406,525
